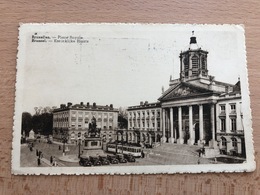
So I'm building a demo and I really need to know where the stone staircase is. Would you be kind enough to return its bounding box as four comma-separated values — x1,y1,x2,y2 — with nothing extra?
143,143,214,165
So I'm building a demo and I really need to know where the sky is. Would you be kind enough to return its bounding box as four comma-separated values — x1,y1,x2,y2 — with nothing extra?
17,24,247,114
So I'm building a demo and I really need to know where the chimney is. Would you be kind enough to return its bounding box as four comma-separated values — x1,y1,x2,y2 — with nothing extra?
145,101,148,105
60,104,63,108
140,101,143,106
93,102,96,107
67,102,72,107
110,104,113,109
87,102,89,107
80,102,84,106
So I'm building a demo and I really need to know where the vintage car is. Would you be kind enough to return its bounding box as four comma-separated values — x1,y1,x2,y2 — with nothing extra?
123,154,136,162
115,154,127,163
98,156,110,165
107,155,119,164
79,157,92,167
89,156,102,166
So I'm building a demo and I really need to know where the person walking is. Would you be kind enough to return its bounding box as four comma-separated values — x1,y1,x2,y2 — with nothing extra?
37,158,41,166
141,150,145,158
50,156,53,164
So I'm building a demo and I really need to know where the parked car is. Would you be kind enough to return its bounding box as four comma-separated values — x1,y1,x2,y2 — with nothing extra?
144,143,153,148
123,154,136,162
79,157,92,167
89,156,102,166
99,156,110,165
116,154,127,163
107,155,119,164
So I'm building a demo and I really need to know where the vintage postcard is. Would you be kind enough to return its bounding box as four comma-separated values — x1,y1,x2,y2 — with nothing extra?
12,23,255,175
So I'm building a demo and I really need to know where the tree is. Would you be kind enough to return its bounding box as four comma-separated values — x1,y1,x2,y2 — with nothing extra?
118,107,128,129
32,106,54,135
21,112,32,136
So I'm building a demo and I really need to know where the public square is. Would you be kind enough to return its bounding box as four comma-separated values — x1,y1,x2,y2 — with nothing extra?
20,139,245,168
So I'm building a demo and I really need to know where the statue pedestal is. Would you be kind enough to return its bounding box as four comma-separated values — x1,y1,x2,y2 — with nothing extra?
84,137,102,150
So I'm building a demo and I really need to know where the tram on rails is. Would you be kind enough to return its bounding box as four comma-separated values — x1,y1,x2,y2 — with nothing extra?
106,143,142,158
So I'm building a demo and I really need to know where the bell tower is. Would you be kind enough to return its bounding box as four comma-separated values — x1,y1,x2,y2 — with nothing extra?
179,32,209,81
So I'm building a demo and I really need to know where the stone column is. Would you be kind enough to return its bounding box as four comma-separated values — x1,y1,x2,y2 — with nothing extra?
188,105,195,145
148,134,152,145
199,104,204,145
144,111,147,130
178,106,184,144
154,110,157,131
135,111,138,130
162,108,166,143
160,109,163,139
149,110,152,131
140,112,143,130
211,103,216,148
169,107,174,143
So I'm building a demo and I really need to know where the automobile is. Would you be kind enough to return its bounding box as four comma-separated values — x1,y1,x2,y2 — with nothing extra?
123,154,136,162
89,156,102,166
107,155,119,164
47,138,53,144
144,143,153,148
79,157,92,167
115,154,127,163
99,156,110,165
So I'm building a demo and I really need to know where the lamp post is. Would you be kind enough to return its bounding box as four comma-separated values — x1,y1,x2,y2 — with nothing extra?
77,132,82,158
78,137,81,158
62,135,67,154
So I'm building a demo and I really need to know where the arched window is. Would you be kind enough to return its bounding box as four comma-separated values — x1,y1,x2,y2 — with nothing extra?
221,137,227,147
191,56,199,75
231,137,238,148
202,56,206,69
192,56,199,69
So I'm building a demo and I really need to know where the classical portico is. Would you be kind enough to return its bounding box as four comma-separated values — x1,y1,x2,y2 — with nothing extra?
160,98,217,147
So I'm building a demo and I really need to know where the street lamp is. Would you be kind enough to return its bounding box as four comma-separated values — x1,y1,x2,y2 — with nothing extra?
78,132,82,158
62,136,67,154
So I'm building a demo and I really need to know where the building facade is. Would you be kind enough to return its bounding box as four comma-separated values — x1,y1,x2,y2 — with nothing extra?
126,102,162,145
126,34,245,157
216,82,245,157
53,102,118,144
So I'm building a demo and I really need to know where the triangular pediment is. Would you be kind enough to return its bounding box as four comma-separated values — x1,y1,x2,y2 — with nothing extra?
159,82,214,101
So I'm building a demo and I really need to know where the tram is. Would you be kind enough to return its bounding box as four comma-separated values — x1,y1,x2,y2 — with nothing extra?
106,143,142,157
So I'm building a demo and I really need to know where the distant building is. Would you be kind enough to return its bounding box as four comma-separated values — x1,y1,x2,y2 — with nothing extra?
53,102,118,144
125,33,245,157
126,101,162,145
216,81,245,156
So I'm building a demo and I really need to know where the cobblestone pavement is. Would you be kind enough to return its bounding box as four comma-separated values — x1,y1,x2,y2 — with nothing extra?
20,142,243,168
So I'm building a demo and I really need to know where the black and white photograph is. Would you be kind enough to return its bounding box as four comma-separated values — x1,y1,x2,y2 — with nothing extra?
12,23,255,175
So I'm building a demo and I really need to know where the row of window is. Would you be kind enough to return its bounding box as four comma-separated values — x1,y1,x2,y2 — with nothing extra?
129,110,161,118
129,121,160,128
221,137,238,148
220,118,237,132
220,104,237,113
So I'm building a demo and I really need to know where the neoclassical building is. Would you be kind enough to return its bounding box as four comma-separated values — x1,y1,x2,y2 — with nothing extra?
53,102,118,144
125,34,245,157
127,101,162,145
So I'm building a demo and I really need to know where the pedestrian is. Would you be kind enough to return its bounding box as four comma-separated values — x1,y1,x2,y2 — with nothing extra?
30,146,33,152
50,156,53,164
37,158,41,166
197,158,200,164
141,150,145,158
198,150,201,157
53,161,57,167
59,145,61,150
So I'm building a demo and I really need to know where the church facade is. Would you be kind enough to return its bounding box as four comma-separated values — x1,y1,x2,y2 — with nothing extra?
126,34,245,157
